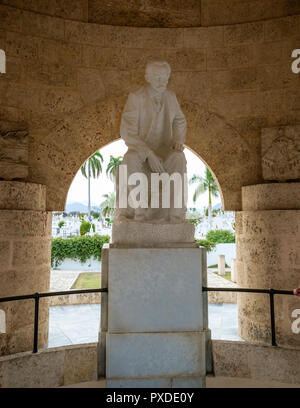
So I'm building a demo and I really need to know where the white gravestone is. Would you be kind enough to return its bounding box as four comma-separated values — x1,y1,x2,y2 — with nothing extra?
231,258,237,283
218,255,226,276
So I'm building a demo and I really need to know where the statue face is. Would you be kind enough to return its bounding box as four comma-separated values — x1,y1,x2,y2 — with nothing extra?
145,67,170,94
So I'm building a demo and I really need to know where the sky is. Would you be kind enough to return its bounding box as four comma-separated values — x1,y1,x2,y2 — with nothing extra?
66,139,221,210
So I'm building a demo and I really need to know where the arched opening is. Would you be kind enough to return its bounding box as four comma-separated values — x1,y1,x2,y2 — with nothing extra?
48,138,239,348
28,97,258,213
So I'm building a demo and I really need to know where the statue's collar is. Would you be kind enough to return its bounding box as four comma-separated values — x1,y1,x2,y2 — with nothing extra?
147,84,166,100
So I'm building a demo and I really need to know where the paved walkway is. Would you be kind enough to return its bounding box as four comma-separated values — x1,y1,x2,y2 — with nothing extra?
207,270,237,289
50,271,79,292
48,302,242,349
48,304,101,348
50,269,237,292
48,269,241,348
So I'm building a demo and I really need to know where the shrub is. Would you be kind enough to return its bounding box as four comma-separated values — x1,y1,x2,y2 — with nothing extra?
51,234,110,268
186,211,203,227
196,239,216,252
206,229,235,244
80,219,91,236
58,221,65,229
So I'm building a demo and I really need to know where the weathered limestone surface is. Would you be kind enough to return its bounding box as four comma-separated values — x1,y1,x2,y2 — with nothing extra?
0,128,28,180
89,0,201,27
242,183,300,211
0,343,97,388
3,1,300,27
1,340,300,387
212,340,300,385
0,0,300,361
0,181,51,356
0,181,46,210
236,204,300,348
262,125,300,181
201,0,300,26
3,6,300,211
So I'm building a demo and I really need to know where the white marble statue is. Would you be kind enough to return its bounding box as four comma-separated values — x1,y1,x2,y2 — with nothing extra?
115,60,188,223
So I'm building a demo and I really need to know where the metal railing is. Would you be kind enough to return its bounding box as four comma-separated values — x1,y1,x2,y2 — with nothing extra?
203,287,295,347
0,286,297,353
0,288,108,354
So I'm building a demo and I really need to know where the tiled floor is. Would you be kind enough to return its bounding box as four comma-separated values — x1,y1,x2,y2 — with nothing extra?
48,304,101,348
47,303,242,349
208,303,242,341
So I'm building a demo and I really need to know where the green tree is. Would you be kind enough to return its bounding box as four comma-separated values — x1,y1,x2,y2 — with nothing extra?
81,152,104,217
206,229,235,244
91,211,100,220
106,155,123,182
58,221,65,229
189,168,219,229
100,192,115,218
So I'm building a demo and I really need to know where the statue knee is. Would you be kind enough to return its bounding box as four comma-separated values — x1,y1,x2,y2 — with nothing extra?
165,151,186,172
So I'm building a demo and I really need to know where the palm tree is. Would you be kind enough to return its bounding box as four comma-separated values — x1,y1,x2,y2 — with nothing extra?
106,155,123,182
81,152,104,218
100,192,116,218
189,168,219,229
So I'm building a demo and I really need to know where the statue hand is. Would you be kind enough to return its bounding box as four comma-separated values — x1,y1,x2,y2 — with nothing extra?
147,152,165,173
173,143,184,152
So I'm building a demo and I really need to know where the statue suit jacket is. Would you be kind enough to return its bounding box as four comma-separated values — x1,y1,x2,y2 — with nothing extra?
120,84,187,161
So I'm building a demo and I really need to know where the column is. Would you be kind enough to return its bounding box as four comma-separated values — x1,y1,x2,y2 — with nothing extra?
0,181,52,355
236,183,300,348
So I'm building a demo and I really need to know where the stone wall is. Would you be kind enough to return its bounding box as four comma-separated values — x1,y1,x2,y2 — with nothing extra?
49,293,101,307
1,340,300,387
237,183,300,348
212,340,300,385
1,5,300,211
1,1,300,27
0,343,98,388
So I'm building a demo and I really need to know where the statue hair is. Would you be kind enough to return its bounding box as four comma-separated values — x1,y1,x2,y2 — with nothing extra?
145,60,171,76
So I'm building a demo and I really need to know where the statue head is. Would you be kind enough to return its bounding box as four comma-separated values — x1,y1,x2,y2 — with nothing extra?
145,60,171,94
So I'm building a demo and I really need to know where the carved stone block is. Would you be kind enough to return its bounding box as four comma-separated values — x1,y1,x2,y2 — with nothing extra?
261,125,300,181
0,128,28,180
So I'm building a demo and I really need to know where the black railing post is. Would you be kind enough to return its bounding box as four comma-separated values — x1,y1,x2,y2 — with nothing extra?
33,293,40,354
269,288,277,347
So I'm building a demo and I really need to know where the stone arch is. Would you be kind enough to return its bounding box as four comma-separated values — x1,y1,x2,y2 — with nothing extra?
28,96,259,211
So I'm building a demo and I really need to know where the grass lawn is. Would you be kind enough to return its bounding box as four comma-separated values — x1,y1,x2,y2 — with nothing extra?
208,263,230,268
213,271,232,282
72,273,101,289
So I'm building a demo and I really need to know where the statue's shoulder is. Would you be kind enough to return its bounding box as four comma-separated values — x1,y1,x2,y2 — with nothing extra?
129,85,147,99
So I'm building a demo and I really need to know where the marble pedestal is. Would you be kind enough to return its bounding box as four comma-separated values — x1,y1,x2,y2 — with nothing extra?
99,226,209,388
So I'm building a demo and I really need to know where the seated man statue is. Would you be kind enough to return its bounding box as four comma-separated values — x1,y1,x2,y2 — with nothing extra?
115,60,188,223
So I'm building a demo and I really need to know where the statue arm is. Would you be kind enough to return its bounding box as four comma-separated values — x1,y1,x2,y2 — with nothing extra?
172,95,187,149
120,93,153,162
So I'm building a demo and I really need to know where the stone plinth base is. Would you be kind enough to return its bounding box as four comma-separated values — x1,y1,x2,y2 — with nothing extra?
111,220,196,247
100,244,208,388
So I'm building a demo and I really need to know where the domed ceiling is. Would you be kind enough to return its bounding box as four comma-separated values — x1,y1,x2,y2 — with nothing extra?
1,0,300,27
